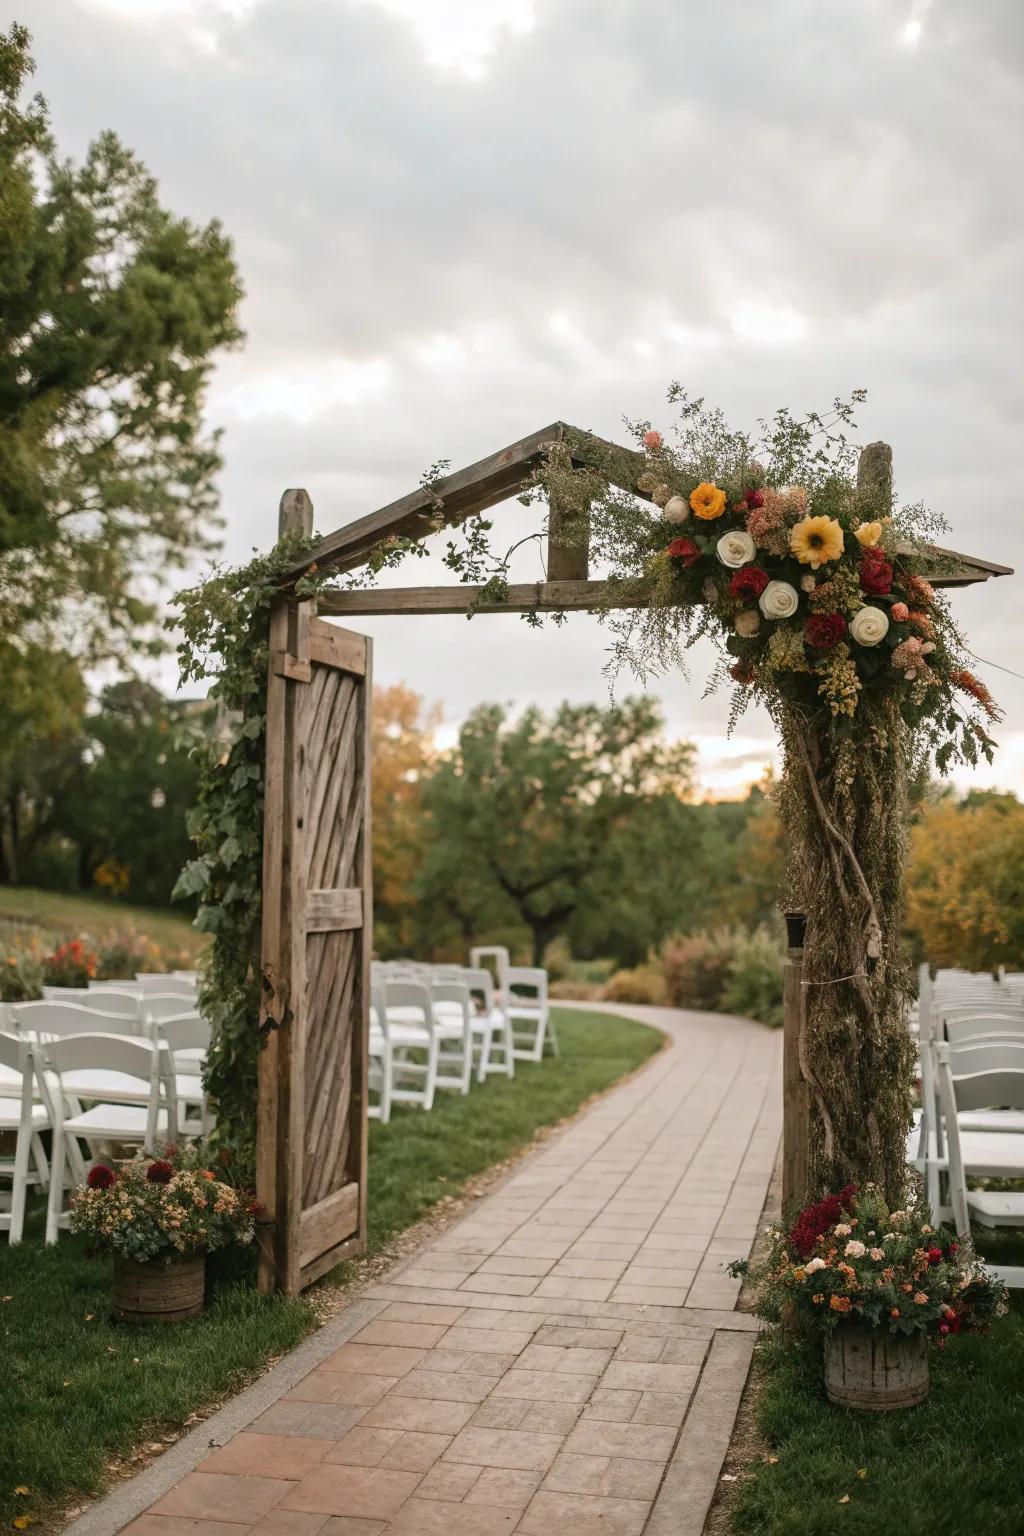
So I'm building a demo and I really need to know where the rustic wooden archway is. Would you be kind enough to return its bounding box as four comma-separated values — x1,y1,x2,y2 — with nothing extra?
257,425,1010,1292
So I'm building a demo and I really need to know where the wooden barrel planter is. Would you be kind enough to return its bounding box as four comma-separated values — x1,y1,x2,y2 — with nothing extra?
112,1255,206,1323
824,1324,928,1410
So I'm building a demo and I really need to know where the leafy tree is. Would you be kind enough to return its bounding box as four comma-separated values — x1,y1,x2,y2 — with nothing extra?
905,793,1024,970
371,684,438,955
416,698,695,965
0,24,242,664
55,680,203,906
0,639,86,883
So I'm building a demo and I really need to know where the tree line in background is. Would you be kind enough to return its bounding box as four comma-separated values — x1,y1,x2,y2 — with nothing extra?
4,678,1023,1000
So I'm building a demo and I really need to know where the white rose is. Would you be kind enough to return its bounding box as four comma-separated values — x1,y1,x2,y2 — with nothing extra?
663,495,690,524
734,609,761,638
849,605,890,647
759,580,799,620
804,1257,827,1274
717,530,756,568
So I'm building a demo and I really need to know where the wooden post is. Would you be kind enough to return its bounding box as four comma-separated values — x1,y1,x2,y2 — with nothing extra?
857,441,892,514
257,489,315,1293
782,910,809,1214
545,445,590,581
279,487,314,540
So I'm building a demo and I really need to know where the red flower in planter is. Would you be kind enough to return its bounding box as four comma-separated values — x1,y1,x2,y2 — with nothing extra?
926,1246,943,1266
805,612,847,649
87,1164,117,1190
666,536,701,567
789,1184,857,1258
146,1160,174,1184
729,566,770,601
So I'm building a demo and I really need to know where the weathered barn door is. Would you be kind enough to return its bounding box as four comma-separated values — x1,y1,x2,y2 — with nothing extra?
257,595,372,1294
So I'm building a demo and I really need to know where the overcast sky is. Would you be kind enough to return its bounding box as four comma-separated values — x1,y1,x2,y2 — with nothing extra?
12,0,1024,795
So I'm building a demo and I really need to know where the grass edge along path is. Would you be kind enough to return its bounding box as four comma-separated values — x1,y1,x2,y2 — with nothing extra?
0,1007,664,1530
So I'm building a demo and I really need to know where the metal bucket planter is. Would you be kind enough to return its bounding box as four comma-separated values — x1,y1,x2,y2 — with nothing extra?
824,1323,928,1410
112,1255,206,1323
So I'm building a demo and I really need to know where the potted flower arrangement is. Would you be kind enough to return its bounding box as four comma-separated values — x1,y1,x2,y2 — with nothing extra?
70,1145,258,1323
743,1186,1007,1410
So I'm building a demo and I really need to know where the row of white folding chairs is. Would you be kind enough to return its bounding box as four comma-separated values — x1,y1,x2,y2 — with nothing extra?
911,967,1024,1284
374,950,557,1064
368,971,515,1122
0,1027,193,1244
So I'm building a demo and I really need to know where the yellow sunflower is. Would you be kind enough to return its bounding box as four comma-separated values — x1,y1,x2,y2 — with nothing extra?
854,520,883,548
689,482,727,520
791,515,844,569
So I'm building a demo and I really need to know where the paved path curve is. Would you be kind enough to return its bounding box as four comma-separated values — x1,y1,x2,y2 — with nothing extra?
73,1004,782,1536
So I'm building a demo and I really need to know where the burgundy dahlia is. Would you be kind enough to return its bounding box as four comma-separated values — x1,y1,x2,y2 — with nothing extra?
805,612,847,649
729,566,770,601
860,555,893,596
146,1159,174,1184
86,1164,117,1190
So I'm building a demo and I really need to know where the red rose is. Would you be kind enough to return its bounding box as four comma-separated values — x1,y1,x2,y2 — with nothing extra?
666,536,701,567
745,488,766,509
146,1159,174,1184
805,612,847,649
729,566,770,601
927,1246,943,1266
86,1164,117,1190
860,555,893,595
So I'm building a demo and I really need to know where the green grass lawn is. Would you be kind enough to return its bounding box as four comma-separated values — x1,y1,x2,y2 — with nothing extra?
0,884,204,957
0,1007,662,1528
733,1236,1024,1536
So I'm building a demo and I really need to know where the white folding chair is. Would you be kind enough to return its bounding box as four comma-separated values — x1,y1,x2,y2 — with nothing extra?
429,980,475,1095
0,1033,50,1243
11,1000,142,1039
156,1012,212,1134
380,979,439,1111
935,1039,1024,1290
460,967,514,1081
37,1032,177,1243
135,974,197,998
505,966,556,1061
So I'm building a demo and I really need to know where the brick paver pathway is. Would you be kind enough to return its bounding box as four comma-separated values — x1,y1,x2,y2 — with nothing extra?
120,1005,781,1536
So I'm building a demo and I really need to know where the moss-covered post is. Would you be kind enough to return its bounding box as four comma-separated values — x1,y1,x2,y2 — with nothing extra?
782,910,809,1212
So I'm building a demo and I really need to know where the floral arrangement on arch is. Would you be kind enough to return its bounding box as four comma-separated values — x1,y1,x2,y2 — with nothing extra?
616,416,1000,759
743,1185,1007,1340
70,1144,258,1266
521,393,1000,775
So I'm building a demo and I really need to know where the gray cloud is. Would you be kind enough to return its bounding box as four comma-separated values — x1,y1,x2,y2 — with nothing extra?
10,0,1024,786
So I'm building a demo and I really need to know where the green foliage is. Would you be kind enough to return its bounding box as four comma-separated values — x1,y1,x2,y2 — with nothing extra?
720,926,786,1028
906,794,1024,970
415,698,695,966
0,23,243,666
171,540,333,1152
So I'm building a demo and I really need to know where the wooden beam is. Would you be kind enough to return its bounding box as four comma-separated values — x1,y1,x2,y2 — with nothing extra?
318,579,632,617
781,921,810,1214
304,887,364,933
282,423,567,581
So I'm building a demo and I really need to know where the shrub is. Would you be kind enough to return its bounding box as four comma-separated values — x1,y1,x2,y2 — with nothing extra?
721,925,784,1027
661,929,738,1011
602,963,668,1006
0,950,43,1002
